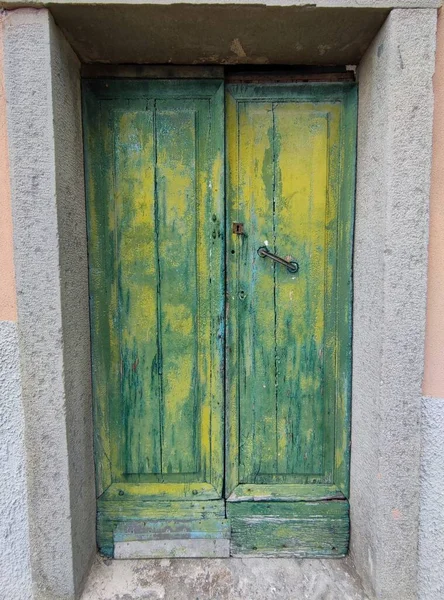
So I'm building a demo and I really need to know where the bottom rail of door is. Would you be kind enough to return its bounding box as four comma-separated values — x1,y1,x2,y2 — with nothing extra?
97,498,349,558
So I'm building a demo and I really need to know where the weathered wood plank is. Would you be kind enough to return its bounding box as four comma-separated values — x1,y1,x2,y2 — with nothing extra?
204,84,225,494
227,483,345,502
83,93,114,496
225,89,240,497
98,499,226,558
237,101,277,481
334,87,357,497
114,539,230,559
227,500,349,557
99,482,219,502
274,103,332,477
114,107,161,476
114,518,230,541
98,499,226,520
156,101,199,474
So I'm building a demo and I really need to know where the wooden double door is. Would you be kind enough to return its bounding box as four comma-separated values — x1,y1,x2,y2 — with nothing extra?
83,78,357,558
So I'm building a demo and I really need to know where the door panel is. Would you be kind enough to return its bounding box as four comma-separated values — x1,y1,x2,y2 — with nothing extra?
226,83,356,555
273,104,332,479
231,99,338,485
114,108,159,477
83,80,225,556
156,101,200,475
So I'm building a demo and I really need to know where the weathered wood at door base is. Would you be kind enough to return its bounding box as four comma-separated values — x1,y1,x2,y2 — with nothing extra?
114,518,231,558
227,500,349,557
115,539,230,559
97,499,226,558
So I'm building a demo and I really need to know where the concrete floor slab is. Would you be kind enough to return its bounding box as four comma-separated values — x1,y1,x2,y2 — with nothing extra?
81,555,371,600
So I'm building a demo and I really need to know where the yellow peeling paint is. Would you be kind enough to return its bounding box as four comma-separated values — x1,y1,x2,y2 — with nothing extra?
85,80,355,556
84,81,225,533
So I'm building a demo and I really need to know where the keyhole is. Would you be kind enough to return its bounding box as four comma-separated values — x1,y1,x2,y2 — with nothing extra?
238,290,246,300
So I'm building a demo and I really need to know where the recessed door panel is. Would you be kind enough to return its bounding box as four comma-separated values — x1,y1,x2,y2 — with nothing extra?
114,108,160,477
228,98,339,486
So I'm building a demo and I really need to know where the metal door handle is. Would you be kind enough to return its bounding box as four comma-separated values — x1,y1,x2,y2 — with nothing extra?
257,247,299,273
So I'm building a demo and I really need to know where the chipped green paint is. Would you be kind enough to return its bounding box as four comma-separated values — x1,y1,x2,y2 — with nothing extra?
98,499,226,558
227,500,350,557
114,518,230,542
227,483,345,503
225,83,356,554
84,79,356,558
83,80,225,556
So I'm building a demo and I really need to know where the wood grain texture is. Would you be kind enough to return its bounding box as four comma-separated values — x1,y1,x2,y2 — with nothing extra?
83,80,225,555
84,79,356,558
156,101,199,475
227,483,345,503
114,106,160,477
114,539,230,559
100,482,220,502
226,83,357,503
114,518,231,558
227,500,349,557
114,518,230,541
97,498,226,558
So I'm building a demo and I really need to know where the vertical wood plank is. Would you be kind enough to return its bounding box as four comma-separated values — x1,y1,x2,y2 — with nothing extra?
201,87,225,494
83,92,114,495
334,87,357,497
225,89,240,496
156,102,199,474
237,102,278,482
321,104,342,486
114,107,161,475
274,104,330,476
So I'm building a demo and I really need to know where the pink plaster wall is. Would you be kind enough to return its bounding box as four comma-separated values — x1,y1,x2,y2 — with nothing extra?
0,16,17,322
424,8,444,397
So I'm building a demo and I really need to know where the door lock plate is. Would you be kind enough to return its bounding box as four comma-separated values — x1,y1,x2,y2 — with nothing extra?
232,222,244,235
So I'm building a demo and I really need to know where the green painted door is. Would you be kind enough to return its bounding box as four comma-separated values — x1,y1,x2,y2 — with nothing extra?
225,83,356,555
83,78,356,558
83,80,227,557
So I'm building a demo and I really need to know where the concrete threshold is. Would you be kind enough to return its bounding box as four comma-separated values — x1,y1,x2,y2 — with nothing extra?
81,555,371,600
